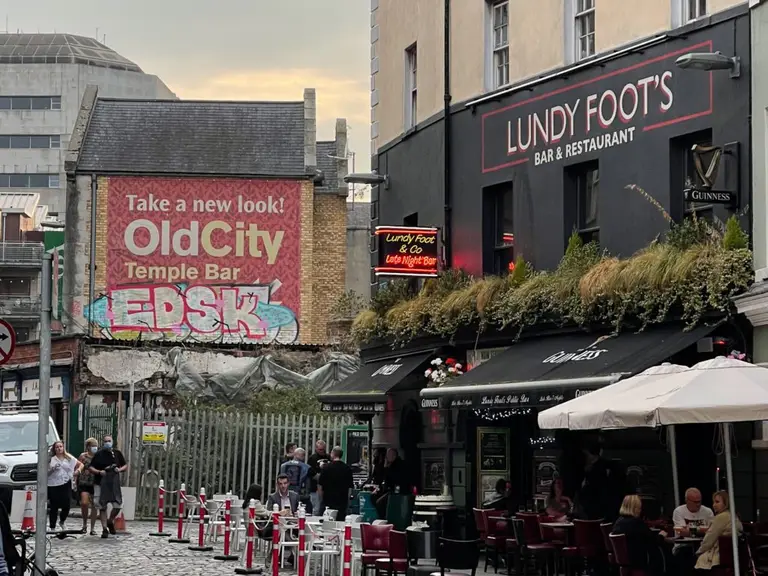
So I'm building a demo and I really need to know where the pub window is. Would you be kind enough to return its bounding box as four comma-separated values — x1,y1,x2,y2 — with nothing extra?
491,186,515,275
670,129,714,223
571,161,600,244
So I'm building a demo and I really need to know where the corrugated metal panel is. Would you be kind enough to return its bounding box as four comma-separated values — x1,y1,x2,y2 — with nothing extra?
0,193,39,218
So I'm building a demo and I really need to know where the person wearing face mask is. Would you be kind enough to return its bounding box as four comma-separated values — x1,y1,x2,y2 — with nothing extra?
76,437,100,534
88,435,128,539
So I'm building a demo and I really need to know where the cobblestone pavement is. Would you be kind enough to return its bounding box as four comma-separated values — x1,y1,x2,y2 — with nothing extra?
24,521,276,576
25,521,494,576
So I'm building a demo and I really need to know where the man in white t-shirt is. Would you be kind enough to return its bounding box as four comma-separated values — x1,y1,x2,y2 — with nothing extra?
673,487,714,536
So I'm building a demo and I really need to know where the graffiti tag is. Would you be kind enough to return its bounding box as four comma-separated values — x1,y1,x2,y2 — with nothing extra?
84,282,298,344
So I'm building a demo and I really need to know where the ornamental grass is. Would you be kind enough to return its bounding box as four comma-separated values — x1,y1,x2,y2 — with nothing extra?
350,187,753,345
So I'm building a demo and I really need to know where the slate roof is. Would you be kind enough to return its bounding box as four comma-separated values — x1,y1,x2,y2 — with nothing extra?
76,98,307,177
316,141,338,193
0,34,141,72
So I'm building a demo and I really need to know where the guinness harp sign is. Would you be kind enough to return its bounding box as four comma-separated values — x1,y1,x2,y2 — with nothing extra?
683,142,739,206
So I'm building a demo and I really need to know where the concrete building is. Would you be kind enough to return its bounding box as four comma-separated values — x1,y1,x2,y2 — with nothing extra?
346,201,372,300
0,34,174,218
63,86,350,346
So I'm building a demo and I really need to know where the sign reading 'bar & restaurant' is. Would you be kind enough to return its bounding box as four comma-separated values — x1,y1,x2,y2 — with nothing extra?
481,40,714,173
375,226,439,278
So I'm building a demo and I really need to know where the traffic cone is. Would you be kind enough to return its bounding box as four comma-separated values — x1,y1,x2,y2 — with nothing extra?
113,510,128,534
20,489,34,531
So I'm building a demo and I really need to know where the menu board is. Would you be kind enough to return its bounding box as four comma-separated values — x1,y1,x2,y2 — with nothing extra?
478,428,509,472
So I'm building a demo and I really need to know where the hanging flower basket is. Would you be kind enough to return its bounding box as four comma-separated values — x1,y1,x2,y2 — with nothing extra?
425,357,464,388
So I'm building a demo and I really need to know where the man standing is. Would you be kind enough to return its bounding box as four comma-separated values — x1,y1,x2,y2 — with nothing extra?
319,447,354,520
280,447,311,496
281,442,297,465
307,440,328,514
88,435,128,539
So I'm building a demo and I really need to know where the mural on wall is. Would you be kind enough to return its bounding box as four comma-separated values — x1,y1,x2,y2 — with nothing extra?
87,177,302,344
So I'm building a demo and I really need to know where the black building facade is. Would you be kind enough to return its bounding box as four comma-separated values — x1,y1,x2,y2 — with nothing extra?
343,6,755,521
372,7,750,277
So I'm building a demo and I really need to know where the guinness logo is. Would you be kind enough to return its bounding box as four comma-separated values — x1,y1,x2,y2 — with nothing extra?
420,398,439,409
542,335,614,364
683,144,737,206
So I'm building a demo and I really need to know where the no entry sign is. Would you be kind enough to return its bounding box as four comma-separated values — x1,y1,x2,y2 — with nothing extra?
0,319,15,366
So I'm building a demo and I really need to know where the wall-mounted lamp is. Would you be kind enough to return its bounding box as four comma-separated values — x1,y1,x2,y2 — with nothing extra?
675,51,740,78
344,170,389,189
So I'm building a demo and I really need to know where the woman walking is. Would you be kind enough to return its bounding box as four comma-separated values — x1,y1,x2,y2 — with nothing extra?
76,437,99,534
47,440,80,531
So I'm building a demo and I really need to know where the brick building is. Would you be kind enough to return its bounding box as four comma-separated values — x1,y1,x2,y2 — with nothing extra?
62,86,348,346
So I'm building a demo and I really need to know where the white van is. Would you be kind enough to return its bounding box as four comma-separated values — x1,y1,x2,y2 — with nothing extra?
0,410,60,497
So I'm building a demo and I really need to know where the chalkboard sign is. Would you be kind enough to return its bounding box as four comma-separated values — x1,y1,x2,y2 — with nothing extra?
478,428,509,472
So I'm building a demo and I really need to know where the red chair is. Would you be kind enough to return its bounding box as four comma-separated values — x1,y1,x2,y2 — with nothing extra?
600,522,616,566
472,508,488,553
362,523,393,576
609,533,653,576
712,534,750,576
375,529,408,576
574,519,607,561
484,515,509,573
510,517,557,576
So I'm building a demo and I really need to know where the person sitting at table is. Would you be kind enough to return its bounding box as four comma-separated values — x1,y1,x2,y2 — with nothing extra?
546,477,572,521
483,478,509,510
674,488,714,536
694,490,742,571
612,494,670,575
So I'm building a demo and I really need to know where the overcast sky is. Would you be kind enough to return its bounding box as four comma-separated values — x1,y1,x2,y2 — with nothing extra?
5,0,371,171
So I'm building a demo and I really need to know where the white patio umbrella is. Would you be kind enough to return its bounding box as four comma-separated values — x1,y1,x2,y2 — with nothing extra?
538,356,768,575
537,362,689,508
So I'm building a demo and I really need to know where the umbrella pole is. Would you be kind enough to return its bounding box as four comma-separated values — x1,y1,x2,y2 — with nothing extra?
722,422,740,575
668,425,681,507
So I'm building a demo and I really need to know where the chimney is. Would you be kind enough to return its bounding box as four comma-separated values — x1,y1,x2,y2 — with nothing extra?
304,88,317,173
335,118,349,196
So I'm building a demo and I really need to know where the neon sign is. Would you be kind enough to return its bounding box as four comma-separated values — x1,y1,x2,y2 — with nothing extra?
375,226,439,278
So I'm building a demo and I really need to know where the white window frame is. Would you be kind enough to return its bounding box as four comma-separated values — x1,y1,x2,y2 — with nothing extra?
574,0,596,61
404,43,417,130
686,0,707,20
490,1,509,89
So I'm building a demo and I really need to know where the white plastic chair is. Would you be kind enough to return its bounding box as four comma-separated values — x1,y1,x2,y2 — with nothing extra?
182,492,203,539
351,523,364,576
278,516,300,568
306,521,341,575
205,499,226,543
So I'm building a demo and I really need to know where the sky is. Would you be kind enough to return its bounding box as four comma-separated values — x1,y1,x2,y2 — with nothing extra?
4,0,371,172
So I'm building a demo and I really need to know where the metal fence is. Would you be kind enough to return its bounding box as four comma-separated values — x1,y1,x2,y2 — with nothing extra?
0,242,44,263
120,407,351,518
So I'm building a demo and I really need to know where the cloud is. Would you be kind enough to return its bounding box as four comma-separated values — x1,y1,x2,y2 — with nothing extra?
170,68,369,129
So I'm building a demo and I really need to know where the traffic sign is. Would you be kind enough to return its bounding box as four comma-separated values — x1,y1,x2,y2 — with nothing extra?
0,319,16,366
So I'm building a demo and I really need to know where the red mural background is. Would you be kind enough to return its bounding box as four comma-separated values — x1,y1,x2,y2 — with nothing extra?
105,176,302,316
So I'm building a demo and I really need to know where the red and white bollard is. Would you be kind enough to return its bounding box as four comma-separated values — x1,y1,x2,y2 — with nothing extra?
149,479,171,536
297,507,306,576
271,505,280,576
235,499,261,574
188,487,213,552
341,521,352,576
169,483,189,543
215,491,239,561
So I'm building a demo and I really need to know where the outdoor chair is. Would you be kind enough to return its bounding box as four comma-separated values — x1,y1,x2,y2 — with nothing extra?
430,537,481,576
375,529,408,576
361,523,393,576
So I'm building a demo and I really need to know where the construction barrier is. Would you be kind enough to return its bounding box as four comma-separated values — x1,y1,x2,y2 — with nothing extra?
235,499,262,574
271,505,279,576
188,487,213,552
215,492,239,561
342,521,352,576
20,489,34,531
149,479,172,537
169,483,190,544
297,508,306,576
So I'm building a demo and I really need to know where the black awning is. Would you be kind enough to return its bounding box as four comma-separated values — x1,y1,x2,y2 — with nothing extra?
319,351,433,414
419,323,720,410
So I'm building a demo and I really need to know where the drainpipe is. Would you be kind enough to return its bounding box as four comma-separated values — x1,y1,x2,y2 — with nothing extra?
443,0,453,268
88,174,97,333
2,212,6,261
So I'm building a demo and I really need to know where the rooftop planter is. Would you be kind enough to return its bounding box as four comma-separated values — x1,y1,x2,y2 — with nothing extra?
352,196,752,346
